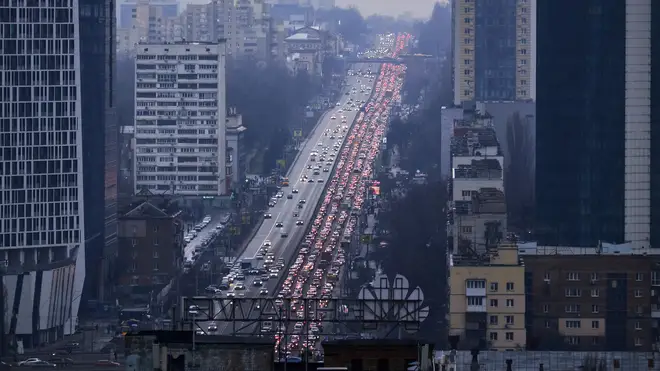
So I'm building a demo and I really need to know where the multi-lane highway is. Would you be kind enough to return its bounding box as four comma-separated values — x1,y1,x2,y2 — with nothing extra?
189,63,377,335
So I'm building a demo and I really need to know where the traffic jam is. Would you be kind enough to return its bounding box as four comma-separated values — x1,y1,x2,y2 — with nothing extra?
273,34,410,358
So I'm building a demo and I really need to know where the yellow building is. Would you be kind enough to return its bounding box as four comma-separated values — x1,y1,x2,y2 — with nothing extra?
449,244,526,350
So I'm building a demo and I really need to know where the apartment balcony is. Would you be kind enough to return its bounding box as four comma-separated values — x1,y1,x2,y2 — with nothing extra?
466,303,487,313
466,287,486,297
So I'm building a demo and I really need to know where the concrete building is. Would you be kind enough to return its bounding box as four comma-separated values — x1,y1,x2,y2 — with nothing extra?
519,242,660,351
0,0,87,348
535,0,657,249
225,110,248,193
451,0,535,105
118,0,179,29
449,244,526,350
440,107,464,179
133,42,228,197
284,26,325,75
116,201,183,306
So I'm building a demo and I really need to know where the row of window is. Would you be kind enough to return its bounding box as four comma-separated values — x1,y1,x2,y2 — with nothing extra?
466,296,515,308
489,331,515,341
564,336,643,347
542,303,646,315
489,315,515,325
137,147,219,154
466,279,516,292
562,272,647,282
565,288,644,298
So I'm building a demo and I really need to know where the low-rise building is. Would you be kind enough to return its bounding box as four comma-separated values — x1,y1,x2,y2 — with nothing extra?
449,244,526,350
520,242,660,351
225,109,248,192
116,200,184,305
284,26,328,75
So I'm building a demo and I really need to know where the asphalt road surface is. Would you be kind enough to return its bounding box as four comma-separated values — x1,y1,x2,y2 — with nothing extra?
183,211,230,262
187,64,376,336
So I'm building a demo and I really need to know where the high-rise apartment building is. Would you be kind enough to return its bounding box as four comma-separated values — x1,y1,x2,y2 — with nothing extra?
133,43,228,197
118,0,179,29
79,0,118,305
0,0,87,347
452,0,535,105
535,0,657,248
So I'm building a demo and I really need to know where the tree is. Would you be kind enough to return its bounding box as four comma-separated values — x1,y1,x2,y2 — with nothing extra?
225,58,320,173
416,2,451,56
504,112,535,232
315,7,367,45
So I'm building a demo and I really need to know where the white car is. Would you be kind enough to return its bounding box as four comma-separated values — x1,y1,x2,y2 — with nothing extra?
330,115,336,119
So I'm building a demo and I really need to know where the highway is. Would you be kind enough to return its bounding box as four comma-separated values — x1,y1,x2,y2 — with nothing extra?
189,63,377,335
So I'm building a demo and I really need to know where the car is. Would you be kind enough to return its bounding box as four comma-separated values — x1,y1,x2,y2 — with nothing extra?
307,165,312,169
323,168,329,172
263,240,272,247
270,272,278,278
260,288,269,295
330,115,336,119
18,358,43,366
307,179,314,183
208,323,218,332
293,211,300,217
299,199,306,204
317,179,324,183
253,280,263,286
226,292,236,298
287,194,293,199
235,283,246,290
264,213,272,219
296,220,304,226
275,222,283,228
281,231,289,238
268,202,275,207
292,189,299,194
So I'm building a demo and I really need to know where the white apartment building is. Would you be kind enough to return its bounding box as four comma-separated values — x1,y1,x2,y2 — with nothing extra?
0,0,86,345
133,43,229,197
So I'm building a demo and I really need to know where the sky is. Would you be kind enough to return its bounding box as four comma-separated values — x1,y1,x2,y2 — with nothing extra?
336,0,439,18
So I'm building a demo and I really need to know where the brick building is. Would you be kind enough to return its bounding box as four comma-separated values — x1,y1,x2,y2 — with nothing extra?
116,200,184,305
520,242,660,351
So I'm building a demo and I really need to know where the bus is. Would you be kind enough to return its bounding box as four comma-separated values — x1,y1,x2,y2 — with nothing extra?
281,177,290,186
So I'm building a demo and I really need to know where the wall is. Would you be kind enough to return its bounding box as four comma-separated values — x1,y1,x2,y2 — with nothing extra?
440,107,463,179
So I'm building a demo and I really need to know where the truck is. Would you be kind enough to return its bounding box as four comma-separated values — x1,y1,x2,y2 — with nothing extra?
240,258,253,270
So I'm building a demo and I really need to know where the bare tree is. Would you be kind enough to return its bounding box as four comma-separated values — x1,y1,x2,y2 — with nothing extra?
505,111,535,232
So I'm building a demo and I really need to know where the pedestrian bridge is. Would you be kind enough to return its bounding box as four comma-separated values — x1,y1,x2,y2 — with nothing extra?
344,54,434,64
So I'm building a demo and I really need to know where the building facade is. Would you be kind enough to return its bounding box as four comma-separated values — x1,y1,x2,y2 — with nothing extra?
118,0,179,29
520,243,660,351
449,245,526,350
116,201,183,305
133,42,228,197
536,0,658,248
0,0,86,347
452,0,535,105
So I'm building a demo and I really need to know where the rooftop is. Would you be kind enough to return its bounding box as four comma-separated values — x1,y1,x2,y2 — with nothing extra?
451,127,501,156
517,241,660,256
121,197,181,219
453,159,502,178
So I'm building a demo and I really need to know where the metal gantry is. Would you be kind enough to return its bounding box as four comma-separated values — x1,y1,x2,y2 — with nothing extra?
178,297,428,336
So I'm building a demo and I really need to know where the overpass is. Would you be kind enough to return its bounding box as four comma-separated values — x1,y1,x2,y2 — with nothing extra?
343,54,435,64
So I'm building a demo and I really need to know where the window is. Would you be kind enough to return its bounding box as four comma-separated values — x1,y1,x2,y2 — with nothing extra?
132,239,137,247
467,296,484,306
131,262,137,271
464,28,471,35
131,276,139,285
566,320,581,328
636,305,643,314
565,288,581,297
635,321,642,330
591,321,599,329
565,304,580,313
153,261,159,271
543,272,551,281
153,251,159,258
490,282,499,292
464,69,472,76
466,280,485,289
592,337,599,346
636,273,644,281
464,17,471,23
542,304,549,313
634,289,643,298
153,225,159,233
505,315,514,325
490,299,499,307
461,190,473,197
132,251,138,259
544,320,551,328
592,304,600,314
489,332,498,341
154,237,159,246
489,315,498,325
567,337,580,345
506,299,514,307
506,282,514,291
461,226,473,233
464,59,471,65
567,272,580,281
652,271,660,285
505,332,514,341
635,337,643,347
590,289,600,297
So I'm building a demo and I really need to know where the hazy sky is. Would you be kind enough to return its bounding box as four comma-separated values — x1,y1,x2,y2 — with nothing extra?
336,0,438,18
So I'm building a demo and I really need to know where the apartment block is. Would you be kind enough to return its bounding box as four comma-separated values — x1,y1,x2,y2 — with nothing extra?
451,0,535,105
520,242,660,351
449,245,526,350
116,201,184,305
447,110,506,256
133,42,228,196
